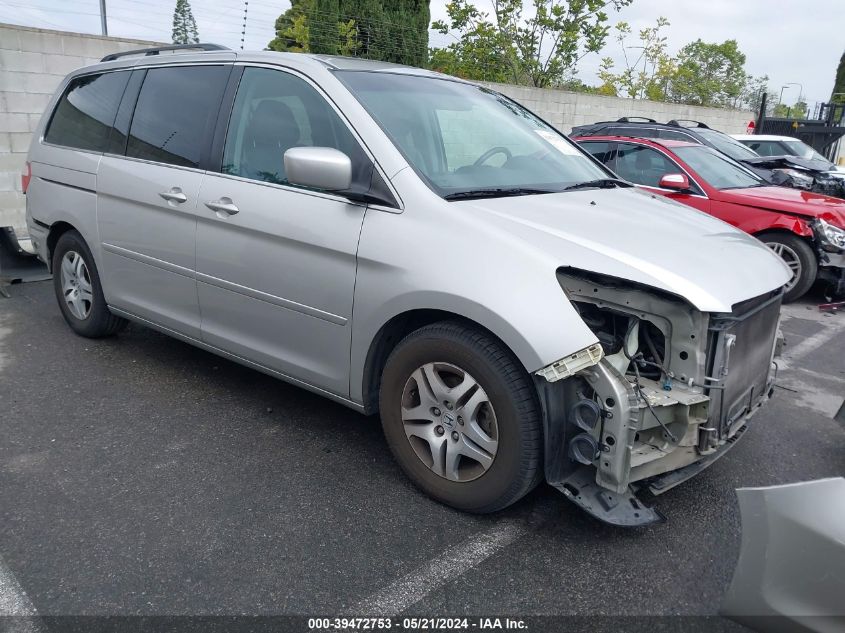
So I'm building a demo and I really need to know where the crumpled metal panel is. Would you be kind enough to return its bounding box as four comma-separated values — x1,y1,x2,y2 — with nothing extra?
721,477,845,633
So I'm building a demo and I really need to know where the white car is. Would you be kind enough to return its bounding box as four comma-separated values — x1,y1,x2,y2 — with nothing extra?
732,134,845,176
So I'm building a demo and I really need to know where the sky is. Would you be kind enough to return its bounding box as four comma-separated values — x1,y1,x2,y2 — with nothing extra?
1,0,842,108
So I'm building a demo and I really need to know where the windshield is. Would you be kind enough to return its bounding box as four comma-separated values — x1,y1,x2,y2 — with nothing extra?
781,139,831,163
674,145,764,190
336,71,609,198
694,128,760,160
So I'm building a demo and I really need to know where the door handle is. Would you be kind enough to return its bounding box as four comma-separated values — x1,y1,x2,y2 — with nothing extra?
205,198,239,216
159,188,187,203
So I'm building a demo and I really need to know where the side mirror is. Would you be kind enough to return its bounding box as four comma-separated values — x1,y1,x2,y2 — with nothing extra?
659,173,691,191
284,147,352,192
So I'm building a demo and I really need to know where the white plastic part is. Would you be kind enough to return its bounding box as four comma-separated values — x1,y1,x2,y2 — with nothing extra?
536,344,604,382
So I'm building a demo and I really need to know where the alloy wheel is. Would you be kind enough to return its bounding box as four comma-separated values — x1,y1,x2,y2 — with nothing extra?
400,362,499,482
60,250,93,320
766,241,802,293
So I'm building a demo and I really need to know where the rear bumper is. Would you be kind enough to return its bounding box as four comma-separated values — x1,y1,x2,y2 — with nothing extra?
25,217,50,269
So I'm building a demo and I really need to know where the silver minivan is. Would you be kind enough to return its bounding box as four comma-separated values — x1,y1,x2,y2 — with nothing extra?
24,45,791,525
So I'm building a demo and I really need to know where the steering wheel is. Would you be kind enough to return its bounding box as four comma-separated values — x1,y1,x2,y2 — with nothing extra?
473,146,512,167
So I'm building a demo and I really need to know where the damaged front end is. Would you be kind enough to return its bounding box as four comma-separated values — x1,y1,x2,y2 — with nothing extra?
742,155,845,199
535,269,783,526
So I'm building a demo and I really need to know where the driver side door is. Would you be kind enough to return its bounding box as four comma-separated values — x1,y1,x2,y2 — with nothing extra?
195,66,370,398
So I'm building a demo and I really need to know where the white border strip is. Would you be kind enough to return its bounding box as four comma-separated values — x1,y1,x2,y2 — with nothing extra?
351,520,528,616
0,554,36,617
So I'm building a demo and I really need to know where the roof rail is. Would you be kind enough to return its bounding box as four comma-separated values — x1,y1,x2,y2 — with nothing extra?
101,43,230,63
616,117,657,123
667,119,710,129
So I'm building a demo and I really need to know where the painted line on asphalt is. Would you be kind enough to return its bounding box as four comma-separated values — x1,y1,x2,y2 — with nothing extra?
783,318,845,362
351,519,529,616
0,554,36,616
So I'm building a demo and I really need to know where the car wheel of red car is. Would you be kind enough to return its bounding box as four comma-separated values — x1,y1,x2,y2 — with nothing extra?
759,232,818,302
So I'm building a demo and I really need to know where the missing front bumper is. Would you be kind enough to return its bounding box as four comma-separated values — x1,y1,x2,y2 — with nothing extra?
552,466,664,527
645,423,749,495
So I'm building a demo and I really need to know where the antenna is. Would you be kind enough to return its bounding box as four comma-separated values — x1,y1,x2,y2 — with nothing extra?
240,1,248,50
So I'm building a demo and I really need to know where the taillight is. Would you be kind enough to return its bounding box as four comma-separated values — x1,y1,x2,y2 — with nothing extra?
21,161,31,194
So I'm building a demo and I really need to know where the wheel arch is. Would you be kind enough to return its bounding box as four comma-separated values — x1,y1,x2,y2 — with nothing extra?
360,308,532,416
753,226,814,241
743,213,814,239
45,221,78,271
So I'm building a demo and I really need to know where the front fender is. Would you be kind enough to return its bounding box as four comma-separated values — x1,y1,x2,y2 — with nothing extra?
723,203,814,238
349,184,599,405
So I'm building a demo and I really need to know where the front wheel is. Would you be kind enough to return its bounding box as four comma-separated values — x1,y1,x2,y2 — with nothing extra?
52,230,127,337
759,232,818,302
379,321,543,513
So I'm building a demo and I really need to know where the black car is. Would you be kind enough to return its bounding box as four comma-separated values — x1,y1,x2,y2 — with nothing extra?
571,118,759,159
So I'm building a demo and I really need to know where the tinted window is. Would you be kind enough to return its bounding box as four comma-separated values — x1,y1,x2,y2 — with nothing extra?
107,70,145,155
657,129,694,141
745,141,784,156
223,67,366,187
614,144,680,188
781,139,830,163
127,66,230,168
579,141,613,166
694,128,759,160
45,71,130,152
674,146,762,190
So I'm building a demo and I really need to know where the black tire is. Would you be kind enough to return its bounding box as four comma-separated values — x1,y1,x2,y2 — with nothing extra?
758,232,818,303
379,321,543,513
52,230,127,338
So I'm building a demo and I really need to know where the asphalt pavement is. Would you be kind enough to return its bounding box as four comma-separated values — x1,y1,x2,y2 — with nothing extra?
0,280,843,627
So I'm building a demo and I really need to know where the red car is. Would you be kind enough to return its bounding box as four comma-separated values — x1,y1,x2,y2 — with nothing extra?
574,136,845,302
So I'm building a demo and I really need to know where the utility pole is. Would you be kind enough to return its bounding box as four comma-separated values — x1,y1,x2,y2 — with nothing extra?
99,0,108,36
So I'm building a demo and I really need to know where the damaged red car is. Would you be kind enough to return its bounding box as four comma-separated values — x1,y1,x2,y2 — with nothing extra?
574,136,845,302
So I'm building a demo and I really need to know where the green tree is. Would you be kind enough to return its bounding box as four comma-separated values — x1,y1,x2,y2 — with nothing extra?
772,100,807,118
429,2,512,82
309,0,341,54
268,0,313,52
667,39,749,107
171,0,199,45
431,0,633,88
596,17,673,100
268,0,428,66
739,75,772,114
381,0,430,66
832,49,845,104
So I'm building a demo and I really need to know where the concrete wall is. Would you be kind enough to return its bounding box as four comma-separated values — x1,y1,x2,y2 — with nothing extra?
479,81,755,136
0,23,755,234
0,24,161,231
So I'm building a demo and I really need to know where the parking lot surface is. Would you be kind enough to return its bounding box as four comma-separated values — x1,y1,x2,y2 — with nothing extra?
1,280,843,624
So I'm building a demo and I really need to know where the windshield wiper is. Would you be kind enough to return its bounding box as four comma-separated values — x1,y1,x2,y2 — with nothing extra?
443,187,557,201
563,178,632,191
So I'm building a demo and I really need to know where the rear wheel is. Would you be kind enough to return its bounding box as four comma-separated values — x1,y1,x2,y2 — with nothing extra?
759,232,817,302
379,321,543,513
52,230,127,337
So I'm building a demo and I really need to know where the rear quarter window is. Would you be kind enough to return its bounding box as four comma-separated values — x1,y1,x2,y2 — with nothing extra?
44,71,130,152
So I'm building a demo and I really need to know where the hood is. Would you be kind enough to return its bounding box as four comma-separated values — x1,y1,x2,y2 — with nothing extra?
460,187,790,313
742,154,834,173
713,186,845,227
